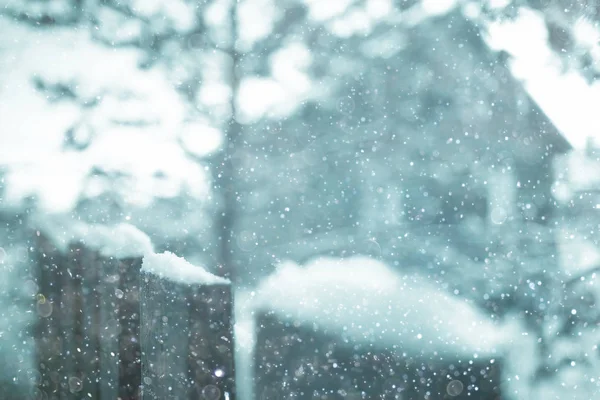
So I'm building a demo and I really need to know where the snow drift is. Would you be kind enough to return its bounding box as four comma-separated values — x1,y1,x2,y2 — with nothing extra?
253,256,509,357
141,251,230,285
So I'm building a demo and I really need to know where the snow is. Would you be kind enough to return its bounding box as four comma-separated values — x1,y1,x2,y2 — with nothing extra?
485,8,600,149
196,82,231,108
141,251,230,285
129,0,196,31
0,16,210,214
384,0,458,28
203,0,229,33
236,78,290,122
95,7,144,45
78,223,154,259
0,0,73,21
557,228,600,277
361,31,407,59
573,17,600,50
179,121,224,158
302,0,354,22
558,148,600,193
420,0,457,16
238,0,278,50
252,256,509,358
237,43,314,122
270,43,312,93
85,129,211,207
330,9,373,38
301,0,456,39
35,216,154,258
366,0,393,19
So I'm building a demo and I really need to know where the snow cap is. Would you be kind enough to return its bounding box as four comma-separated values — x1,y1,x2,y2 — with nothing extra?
35,215,154,258
78,223,154,258
142,251,230,285
254,256,507,358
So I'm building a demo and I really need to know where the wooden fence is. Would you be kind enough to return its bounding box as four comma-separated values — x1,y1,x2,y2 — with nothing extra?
33,234,234,400
31,232,506,400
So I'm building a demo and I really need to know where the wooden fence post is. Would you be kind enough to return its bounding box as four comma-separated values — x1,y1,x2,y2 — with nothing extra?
34,223,151,399
34,224,235,400
254,312,503,400
140,251,235,400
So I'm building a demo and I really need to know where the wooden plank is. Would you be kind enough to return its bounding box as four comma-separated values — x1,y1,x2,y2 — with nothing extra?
140,273,190,399
34,235,68,399
77,244,100,399
34,237,146,399
60,247,77,400
140,272,235,400
98,257,120,400
118,257,143,399
188,284,235,400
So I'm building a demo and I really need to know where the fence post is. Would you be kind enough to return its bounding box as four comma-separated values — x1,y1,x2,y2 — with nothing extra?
34,223,152,399
253,312,503,400
69,244,145,399
34,224,237,399
140,251,234,400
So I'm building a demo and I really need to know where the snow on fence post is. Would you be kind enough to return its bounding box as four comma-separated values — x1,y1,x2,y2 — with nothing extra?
140,252,234,400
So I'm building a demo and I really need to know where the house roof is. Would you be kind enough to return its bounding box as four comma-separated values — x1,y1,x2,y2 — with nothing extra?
388,9,572,167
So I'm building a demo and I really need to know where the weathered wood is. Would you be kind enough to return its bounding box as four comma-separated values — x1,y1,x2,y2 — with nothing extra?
34,235,69,399
140,272,235,400
118,257,143,399
34,233,237,400
98,257,120,400
63,246,84,400
254,312,502,400
188,284,235,399
34,236,144,399
78,245,100,398
140,274,189,399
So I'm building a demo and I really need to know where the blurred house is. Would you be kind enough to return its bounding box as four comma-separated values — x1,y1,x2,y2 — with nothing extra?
237,9,572,295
